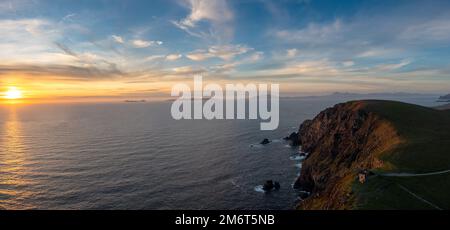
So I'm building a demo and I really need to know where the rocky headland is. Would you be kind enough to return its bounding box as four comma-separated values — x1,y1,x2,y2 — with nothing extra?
290,100,450,209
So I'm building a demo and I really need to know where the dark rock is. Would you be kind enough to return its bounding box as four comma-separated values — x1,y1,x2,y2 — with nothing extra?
260,138,271,145
263,180,274,191
284,132,300,146
298,191,310,200
263,180,280,192
274,182,281,190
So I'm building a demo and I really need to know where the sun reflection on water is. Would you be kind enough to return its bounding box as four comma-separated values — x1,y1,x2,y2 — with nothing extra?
0,106,35,209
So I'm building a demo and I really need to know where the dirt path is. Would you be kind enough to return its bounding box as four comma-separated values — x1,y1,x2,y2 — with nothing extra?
379,169,450,177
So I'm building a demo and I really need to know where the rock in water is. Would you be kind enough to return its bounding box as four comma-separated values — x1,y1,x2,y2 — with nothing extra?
274,182,281,190
263,180,274,191
263,180,281,191
260,138,271,145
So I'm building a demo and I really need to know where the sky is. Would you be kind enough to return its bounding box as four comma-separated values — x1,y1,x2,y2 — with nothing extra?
1,0,450,102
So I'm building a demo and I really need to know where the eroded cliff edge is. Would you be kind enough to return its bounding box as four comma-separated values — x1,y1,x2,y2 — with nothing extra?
293,101,402,209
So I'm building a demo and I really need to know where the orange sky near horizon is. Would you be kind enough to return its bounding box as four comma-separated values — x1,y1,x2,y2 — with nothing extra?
0,72,406,104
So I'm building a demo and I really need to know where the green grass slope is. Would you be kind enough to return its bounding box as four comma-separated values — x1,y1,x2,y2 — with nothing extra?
353,100,450,209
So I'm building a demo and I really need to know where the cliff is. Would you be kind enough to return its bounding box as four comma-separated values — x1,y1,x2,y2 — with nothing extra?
293,100,450,210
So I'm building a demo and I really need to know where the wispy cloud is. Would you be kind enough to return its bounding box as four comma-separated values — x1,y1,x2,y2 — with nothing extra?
275,19,344,44
130,39,163,48
286,48,299,58
399,19,450,43
372,59,411,72
186,44,250,61
145,55,166,62
0,0,35,13
342,61,355,67
171,65,206,75
54,42,78,57
143,54,182,63
172,0,234,42
208,51,264,74
356,49,398,58
0,63,125,80
111,35,124,44
61,13,76,22
166,54,182,61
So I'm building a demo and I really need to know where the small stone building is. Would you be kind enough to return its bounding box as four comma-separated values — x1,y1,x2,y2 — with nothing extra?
358,170,370,184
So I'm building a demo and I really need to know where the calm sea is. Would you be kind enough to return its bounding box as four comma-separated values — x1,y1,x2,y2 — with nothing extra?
0,96,443,209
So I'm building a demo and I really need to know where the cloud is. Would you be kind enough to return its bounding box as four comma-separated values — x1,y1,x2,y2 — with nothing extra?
275,20,343,44
61,13,76,22
399,19,450,43
0,63,125,80
144,54,182,63
112,35,124,44
286,48,299,58
373,59,411,72
0,0,35,13
166,54,182,61
172,65,206,75
0,1,13,12
173,0,234,41
0,18,68,65
186,44,251,61
231,58,428,94
177,0,233,27
54,42,78,57
273,12,450,62
342,61,355,67
210,62,238,74
356,48,400,58
246,51,264,62
185,50,212,61
145,55,166,62
2,2,450,96
130,39,163,48
270,59,340,77
111,35,162,48
208,45,250,60
0,18,55,38
51,41,126,75
206,50,264,74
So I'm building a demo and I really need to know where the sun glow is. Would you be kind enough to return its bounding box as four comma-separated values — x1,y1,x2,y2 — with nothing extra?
3,87,23,100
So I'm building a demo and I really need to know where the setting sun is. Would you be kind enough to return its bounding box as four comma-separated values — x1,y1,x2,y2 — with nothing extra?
3,87,23,100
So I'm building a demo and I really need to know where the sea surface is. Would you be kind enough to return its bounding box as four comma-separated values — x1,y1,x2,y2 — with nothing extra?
0,96,444,209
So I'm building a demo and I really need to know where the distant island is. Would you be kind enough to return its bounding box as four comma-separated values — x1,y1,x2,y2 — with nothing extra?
281,92,440,100
437,94,450,102
288,100,450,209
435,103,450,110
124,100,147,103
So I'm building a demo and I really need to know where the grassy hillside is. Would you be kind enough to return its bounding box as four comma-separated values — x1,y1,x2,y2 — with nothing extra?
353,100,450,209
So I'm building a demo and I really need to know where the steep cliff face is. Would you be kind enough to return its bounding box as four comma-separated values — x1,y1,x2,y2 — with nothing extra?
294,101,402,209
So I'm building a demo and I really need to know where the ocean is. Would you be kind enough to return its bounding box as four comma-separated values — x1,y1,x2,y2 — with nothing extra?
0,95,443,209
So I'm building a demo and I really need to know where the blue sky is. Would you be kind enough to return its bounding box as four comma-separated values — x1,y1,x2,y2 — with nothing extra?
1,0,450,100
